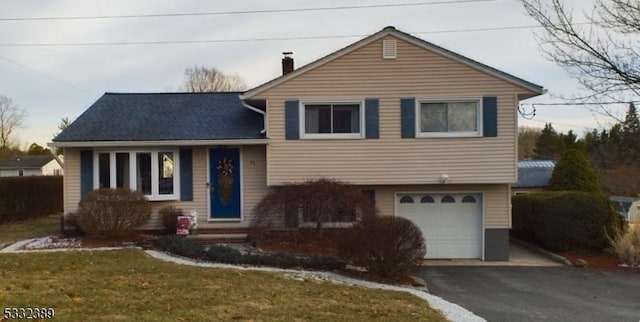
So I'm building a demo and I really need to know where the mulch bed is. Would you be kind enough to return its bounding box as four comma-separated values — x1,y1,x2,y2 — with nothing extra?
560,250,639,271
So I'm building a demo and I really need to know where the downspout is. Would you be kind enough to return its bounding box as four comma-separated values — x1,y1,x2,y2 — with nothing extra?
242,101,267,135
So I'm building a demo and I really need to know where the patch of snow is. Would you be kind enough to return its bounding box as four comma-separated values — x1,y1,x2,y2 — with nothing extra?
144,250,486,322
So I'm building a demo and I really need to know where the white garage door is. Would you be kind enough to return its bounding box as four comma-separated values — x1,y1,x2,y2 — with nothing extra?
396,193,483,259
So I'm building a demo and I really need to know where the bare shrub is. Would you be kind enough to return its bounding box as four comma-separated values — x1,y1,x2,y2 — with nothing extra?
77,188,151,239
159,206,184,235
609,225,640,266
340,215,426,278
252,178,375,237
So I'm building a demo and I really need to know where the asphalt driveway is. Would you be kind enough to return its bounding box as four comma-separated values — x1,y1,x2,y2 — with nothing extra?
417,266,640,322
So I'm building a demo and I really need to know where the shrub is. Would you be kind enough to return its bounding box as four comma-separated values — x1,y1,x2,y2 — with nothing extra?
62,212,84,236
252,178,375,237
0,176,63,224
609,225,640,266
156,236,346,270
159,206,184,235
548,149,601,193
77,188,151,239
512,191,623,251
201,245,242,264
339,215,426,278
156,235,204,258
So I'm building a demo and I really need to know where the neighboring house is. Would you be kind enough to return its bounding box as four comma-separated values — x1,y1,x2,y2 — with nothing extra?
609,196,640,223
512,160,556,194
0,155,64,177
52,26,543,260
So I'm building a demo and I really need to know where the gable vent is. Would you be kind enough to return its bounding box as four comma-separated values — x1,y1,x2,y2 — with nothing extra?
382,39,397,59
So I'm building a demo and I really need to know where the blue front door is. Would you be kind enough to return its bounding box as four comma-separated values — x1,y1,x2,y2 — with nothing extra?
209,148,241,219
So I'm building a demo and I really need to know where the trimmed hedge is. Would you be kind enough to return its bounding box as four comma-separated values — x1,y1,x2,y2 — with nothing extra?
157,235,346,270
0,176,63,224
512,191,623,251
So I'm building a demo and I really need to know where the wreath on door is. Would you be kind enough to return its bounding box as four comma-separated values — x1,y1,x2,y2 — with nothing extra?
216,156,234,204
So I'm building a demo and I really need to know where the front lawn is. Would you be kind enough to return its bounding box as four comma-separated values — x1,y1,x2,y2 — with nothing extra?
0,215,60,248
0,250,446,321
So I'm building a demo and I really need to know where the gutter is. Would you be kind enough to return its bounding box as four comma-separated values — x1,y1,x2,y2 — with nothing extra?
241,98,267,135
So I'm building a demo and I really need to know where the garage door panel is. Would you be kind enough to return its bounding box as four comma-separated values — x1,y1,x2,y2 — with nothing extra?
396,193,482,259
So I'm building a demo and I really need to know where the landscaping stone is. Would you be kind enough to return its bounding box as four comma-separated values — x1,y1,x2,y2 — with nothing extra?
409,275,428,287
575,258,588,267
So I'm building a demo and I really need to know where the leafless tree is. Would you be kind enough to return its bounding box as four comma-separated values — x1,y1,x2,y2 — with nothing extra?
521,0,640,118
0,95,27,149
180,66,247,92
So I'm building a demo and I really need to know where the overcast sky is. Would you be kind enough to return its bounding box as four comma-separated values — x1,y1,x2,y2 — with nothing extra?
0,0,625,148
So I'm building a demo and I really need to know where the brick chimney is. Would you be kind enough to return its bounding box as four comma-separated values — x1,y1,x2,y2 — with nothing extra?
282,52,294,75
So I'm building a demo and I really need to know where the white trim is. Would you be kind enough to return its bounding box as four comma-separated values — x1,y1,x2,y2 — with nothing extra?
207,146,244,222
241,100,267,134
299,100,365,139
393,191,485,260
92,148,180,201
415,97,483,138
242,27,543,99
50,139,268,148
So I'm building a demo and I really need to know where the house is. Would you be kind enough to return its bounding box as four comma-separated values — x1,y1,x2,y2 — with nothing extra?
609,196,640,223
0,155,63,177
512,160,556,194
52,26,543,260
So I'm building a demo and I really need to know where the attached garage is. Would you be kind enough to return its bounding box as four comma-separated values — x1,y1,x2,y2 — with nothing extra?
396,192,483,259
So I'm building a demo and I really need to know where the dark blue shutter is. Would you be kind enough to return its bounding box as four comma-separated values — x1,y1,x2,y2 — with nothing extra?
483,96,498,137
180,149,193,201
284,100,299,140
400,98,416,138
364,98,379,139
80,150,93,197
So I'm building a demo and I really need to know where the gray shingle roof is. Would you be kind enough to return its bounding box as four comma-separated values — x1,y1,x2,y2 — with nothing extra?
513,160,556,188
53,92,264,142
0,155,55,169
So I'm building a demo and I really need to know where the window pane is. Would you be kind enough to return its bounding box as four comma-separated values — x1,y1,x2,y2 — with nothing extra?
421,103,447,132
115,153,130,188
333,105,360,133
448,101,477,132
136,153,152,195
305,105,331,133
158,152,174,195
98,153,110,188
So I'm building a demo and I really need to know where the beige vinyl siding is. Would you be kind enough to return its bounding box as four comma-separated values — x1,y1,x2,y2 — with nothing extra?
258,35,528,186
374,183,510,229
63,146,269,230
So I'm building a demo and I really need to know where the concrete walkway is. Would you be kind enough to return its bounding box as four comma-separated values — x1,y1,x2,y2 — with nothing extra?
423,242,563,266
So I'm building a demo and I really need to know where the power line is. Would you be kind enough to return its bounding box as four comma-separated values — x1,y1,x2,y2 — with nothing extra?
0,0,496,21
0,24,595,48
0,54,95,96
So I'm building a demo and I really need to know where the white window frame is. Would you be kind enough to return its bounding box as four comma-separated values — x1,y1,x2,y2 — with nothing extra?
299,100,365,139
93,148,180,201
416,98,483,138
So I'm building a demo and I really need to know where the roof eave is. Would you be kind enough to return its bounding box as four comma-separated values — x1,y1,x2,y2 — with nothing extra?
49,139,269,148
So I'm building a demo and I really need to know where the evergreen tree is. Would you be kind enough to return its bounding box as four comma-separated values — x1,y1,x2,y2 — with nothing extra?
533,123,564,159
548,149,601,194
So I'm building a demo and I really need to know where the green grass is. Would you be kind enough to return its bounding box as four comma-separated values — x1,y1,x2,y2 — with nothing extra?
0,250,446,321
0,215,61,248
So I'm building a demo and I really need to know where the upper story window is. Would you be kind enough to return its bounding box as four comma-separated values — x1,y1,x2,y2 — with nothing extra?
417,99,482,137
301,101,364,139
94,149,179,201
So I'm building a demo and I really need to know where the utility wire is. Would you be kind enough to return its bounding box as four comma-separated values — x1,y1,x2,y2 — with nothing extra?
0,54,95,96
0,0,496,21
0,23,595,47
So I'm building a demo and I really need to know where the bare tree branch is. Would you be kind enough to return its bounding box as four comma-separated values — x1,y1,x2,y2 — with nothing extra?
0,95,27,149
522,0,640,116
180,66,246,92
